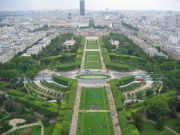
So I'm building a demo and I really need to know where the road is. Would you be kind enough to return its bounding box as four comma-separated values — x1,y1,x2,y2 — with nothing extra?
78,79,107,87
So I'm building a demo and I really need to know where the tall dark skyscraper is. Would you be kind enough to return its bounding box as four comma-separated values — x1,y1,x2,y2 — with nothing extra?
80,0,85,16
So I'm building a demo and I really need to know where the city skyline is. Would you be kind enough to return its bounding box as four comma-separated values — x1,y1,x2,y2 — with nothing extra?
0,0,180,134
0,0,180,11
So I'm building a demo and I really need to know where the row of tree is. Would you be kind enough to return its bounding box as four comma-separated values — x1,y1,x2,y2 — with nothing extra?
102,33,180,92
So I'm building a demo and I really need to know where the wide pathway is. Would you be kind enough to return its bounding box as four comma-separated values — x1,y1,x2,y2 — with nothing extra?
106,84,122,135
69,85,82,135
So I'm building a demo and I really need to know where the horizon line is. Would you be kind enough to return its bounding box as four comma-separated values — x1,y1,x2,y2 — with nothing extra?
0,9,180,12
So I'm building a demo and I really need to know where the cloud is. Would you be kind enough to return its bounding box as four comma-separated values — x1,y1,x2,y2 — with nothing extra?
0,0,180,11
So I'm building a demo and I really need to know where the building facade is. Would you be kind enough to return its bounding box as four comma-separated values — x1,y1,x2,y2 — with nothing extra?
80,0,85,16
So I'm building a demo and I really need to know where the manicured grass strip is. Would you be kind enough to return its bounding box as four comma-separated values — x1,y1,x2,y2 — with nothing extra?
86,51,100,55
139,121,175,135
85,52,100,62
76,74,111,80
8,125,41,135
86,55,100,62
86,40,98,49
44,124,55,135
77,112,114,135
85,50,102,69
80,87,109,110
85,62,102,69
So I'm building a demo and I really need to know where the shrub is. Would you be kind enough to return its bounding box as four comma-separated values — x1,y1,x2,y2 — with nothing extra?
155,117,164,129
0,121,12,134
52,77,77,135
145,95,169,121
132,113,143,130
8,90,59,117
53,75,70,86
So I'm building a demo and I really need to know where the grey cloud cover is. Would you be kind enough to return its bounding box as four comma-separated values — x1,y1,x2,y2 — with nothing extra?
0,0,180,11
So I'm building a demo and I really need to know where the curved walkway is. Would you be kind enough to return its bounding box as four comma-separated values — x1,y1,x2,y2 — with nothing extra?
124,81,153,98
120,81,141,88
2,121,44,135
158,83,163,94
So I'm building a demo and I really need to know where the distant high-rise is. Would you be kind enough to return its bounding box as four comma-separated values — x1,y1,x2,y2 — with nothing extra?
80,0,85,16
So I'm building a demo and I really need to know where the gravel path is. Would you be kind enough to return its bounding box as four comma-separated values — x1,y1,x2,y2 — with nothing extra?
106,84,122,135
124,81,153,98
69,85,82,135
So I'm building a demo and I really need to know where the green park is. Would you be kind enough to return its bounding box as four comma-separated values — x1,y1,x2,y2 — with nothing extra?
0,33,180,135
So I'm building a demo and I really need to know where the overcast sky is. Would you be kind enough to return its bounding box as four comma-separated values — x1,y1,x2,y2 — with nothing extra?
0,0,180,11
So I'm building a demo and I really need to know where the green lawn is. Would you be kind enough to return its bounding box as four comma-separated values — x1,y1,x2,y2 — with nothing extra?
8,125,41,135
165,118,180,134
85,51,101,69
86,51,100,61
86,51,99,55
0,82,9,90
86,40,98,49
85,62,102,69
76,74,111,80
86,54,100,61
77,112,114,135
44,124,55,135
80,87,109,110
139,121,175,135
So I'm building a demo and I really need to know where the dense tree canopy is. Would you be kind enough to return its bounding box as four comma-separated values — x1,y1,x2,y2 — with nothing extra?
145,95,169,120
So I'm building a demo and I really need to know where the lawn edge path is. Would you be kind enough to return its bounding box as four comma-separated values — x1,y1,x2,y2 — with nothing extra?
106,84,122,135
69,85,82,135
